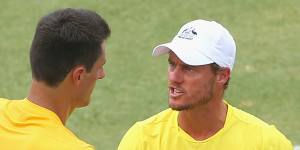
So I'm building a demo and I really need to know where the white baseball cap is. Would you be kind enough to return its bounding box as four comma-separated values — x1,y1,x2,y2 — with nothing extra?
152,19,236,71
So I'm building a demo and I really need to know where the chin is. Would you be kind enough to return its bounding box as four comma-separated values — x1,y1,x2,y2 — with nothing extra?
76,99,91,108
169,104,190,111
168,98,191,111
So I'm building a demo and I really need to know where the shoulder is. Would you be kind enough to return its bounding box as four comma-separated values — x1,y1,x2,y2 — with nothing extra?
0,98,18,111
31,127,94,150
118,109,177,150
261,125,293,149
138,108,177,134
127,108,177,136
30,137,94,150
0,98,94,150
230,105,270,127
140,108,177,125
229,105,293,149
0,98,21,106
0,98,9,106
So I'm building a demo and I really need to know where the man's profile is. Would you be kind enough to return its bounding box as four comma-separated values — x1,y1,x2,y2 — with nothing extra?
0,8,110,150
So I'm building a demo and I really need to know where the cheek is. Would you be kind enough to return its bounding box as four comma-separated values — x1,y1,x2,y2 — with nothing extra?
83,76,97,91
84,81,96,98
183,77,200,93
184,76,213,95
88,79,97,89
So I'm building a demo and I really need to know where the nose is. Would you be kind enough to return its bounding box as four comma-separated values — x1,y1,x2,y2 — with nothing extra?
168,66,184,84
97,69,105,79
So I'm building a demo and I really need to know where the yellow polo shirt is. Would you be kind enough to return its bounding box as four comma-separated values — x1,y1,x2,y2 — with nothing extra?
118,102,292,150
0,98,94,150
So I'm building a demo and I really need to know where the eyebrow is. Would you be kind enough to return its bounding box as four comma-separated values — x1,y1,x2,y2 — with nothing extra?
182,64,197,69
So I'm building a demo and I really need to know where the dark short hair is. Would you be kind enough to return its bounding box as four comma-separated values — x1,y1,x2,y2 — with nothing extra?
210,63,230,89
30,8,110,87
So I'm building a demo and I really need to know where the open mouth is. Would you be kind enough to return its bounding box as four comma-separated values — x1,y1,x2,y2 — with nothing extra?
169,86,184,98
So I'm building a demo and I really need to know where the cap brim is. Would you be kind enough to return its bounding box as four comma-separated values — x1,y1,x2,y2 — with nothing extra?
152,43,213,66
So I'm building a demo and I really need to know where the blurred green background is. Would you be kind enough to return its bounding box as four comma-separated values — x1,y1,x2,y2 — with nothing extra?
0,0,299,149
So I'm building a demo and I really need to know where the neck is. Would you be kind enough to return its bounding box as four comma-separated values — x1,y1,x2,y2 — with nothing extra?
178,98,228,141
27,80,74,125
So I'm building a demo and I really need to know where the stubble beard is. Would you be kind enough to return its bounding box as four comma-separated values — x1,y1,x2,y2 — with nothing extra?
169,81,215,111
169,92,213,111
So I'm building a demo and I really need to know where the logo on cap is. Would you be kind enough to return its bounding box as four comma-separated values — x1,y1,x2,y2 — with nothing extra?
178,27,197,40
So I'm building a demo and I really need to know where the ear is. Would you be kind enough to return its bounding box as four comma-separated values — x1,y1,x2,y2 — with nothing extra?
71,66,86,86
216,68,231,86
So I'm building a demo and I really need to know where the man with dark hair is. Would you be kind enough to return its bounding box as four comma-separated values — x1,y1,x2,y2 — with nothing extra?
0,8,110,150
118,20,292,150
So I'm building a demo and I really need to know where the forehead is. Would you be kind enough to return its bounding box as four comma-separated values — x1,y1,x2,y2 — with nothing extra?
94,44,106,66
99,50,106,63
100,41,106,58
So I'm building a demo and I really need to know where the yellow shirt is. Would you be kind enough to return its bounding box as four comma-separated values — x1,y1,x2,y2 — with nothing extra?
0,98,94,150
118,103,292,150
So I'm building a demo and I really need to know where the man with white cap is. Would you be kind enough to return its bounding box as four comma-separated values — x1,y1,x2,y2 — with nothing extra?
118,20,292,150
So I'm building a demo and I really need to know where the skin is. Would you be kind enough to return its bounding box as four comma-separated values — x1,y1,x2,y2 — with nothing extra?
167,51,230,141
27,42,106,125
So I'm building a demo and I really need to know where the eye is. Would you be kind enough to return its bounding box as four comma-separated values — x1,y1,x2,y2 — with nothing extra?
169,62,175,67
168,61,176,70
183,65,194,72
